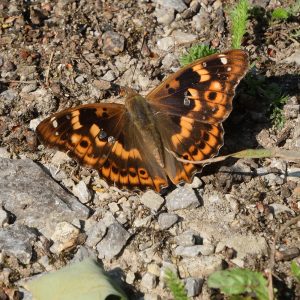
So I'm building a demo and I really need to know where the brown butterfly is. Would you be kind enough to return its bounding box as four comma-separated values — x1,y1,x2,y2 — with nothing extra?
36,49,248,193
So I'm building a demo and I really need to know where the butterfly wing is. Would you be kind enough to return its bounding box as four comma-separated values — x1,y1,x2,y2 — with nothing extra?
36,103,168,192
146,49,248,184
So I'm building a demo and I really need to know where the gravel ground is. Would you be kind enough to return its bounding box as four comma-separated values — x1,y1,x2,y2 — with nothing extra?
0,0,299,299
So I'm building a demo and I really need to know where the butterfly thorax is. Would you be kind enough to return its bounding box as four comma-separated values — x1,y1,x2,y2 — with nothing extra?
125,92,165,168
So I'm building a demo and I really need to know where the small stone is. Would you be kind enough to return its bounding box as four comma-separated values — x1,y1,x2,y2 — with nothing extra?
0,224,37,264
275,247,300,261
147,263,161,277
133,216,152,227
141,272,157,290
192,9,210,32
185,176,203,189
162,53,177,69
231,258,245,268
108,202,120,213
85,221,107,248
0,147,10,159
0,268,12,286
269,203,295,216
185,277,203,297
101,70,116,81
21,83,37,93
155,6,175,25
166,186,199,211
141,190,165,212
30,117,42,131
93,79,111,90
102,31,125,56
50,222,80,254
178,256,223,278
126,271,136,284
156,0,187,12
51,151,71,165
158,213,179,229
172,30,197,44
75,75,86,84
157,37,174,51
72,181,92,203
96,223,131,260
174,245,214,257
175,231,195,246
0,208,8,227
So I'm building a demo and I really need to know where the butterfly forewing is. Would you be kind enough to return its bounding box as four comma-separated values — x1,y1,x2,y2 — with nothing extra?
147,49,248,185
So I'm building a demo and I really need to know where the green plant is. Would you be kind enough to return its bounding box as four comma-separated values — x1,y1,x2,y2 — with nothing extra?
179,45,217,66
229,0,250,49
271,7,289,21
291,261,300,281
164,269,189,300
208,268,269,300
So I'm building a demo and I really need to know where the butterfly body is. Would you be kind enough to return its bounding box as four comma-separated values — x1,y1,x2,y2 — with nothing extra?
37,50,249,193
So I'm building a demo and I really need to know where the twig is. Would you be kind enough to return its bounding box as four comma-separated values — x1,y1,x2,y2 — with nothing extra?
268,215,300,300
45,50,55,86
0,79,37,84
166,148,300,165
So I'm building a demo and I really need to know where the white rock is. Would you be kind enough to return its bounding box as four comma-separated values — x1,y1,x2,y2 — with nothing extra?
174,244,214,257
50,222,80,254
185,277,203,297
175,231,195,246
172,30,197,44
166,187,199,211
157,37,174,51
126,271,135,284
29,118,42,131
72,181,92,203
158,213,179,229
0,208,8,227
0,147,10,159
155,6,175,25
155,0,187,12
101,70,116,81
108,202,120,213
141,272,157,290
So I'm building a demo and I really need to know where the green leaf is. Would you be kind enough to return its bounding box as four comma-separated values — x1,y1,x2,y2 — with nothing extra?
271,7,289,21
24,258,127,300
291,261,300,282
164,269,189,300
207,268,269,300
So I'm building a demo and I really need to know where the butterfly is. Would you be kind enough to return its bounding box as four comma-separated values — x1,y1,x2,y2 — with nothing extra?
36,49,248,193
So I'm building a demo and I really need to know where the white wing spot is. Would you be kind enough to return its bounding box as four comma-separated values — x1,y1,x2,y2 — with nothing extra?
52,120,58,128
108,136,115,143
202,62,207,67
220,57,228,65
227,66,232,71
54,132,59,136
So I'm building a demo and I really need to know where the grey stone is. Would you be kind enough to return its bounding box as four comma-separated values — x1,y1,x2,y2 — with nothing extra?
21,83,37,93
175,231,195,246
155,6,175,25
0,89,18,103
158,213,179,229
155,0,187,12
96,223,131,260
269,203,295,216
141,190,165,212
185,277,203,297
72,181,92,203
192,9,210,32
75,75,86,84
174,244,214,257
166,186,199,211
101,70,116,81
102,31,125,56
172,30,197,44
0,158,90,239
133,216,152,228
85,221,107,248
178,256,223,278
157,37,174,51
0,224,37,264
141,272,157,289
0,147,10,159
126,271,135,284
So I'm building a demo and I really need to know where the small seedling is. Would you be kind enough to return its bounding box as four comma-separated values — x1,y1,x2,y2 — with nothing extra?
179,45,217,66
229,0,250,49
208,268,269,300
164,269,189,300
271,7,290,21
291,261,300,282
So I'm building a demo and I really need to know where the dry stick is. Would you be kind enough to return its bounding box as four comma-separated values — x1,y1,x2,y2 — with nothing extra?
268,215,300,300
166,148,300,165
45,50,55,86
0,79,37,84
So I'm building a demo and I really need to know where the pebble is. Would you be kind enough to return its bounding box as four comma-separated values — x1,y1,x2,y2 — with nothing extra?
185,176,203,189
75,75,86,84
175,231,195,246
275,247,300,261
141,272,157,290
147,263,161,277
29,117,42,131
102,31,125,56
50,222,80,254
174,244,214,257
269,203,295,216
72,181,92,203
0,208,8,227
155,0,187,12
21,83,37,93
51,151,71,165
85,221,107,248
108,202,120,213
166,186,199,211
92,79,111,90
158,213,179,229
96,222,131,260
155,6,175,25
133,215,152,228
0,89,18,103
185,277,203,297
0,268,12,286
192,9,210,32
0,224,37,264
157,37,174,51
0,147,10,159
172,30,197,44
126,271,136,284
101,70,116,81
162,53,177,69
178,256,223,278
140,190,165,212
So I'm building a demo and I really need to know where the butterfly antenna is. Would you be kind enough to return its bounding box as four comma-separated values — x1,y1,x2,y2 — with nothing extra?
129,31,148,87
